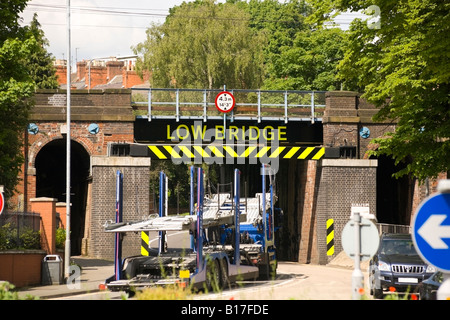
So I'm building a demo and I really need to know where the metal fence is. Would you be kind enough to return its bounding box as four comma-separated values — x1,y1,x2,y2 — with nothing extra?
0,211,41,250
131,88,326,123
376,223,412,234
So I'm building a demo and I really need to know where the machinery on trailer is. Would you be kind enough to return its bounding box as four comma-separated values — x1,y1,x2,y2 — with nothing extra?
103,164,280,292
233,164,281,280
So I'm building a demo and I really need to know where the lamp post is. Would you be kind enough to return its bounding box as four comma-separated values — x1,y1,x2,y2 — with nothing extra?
64,0,71,281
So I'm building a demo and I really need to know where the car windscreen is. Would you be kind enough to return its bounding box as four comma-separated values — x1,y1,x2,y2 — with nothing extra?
380,239,418,255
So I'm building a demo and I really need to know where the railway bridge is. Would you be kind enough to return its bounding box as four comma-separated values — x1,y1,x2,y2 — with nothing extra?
12,88,436,263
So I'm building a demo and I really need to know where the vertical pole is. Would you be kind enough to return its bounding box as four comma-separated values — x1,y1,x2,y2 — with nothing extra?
223,85,226,140
176,89,180,122
159,171,166,254
147,89,152,122
203,90,207,122
311,91,315,124
234,169,241,266
257,90,261,123
64,0,71,281
114,171,123,281
262,164,266,244
437,180,450,300
196,168,204,273
352,212,364,300
284,91,288,124
190,166,195,251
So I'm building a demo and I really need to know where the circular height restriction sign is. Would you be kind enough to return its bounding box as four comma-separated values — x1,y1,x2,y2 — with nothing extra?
0,191,4,216
215,91,235,113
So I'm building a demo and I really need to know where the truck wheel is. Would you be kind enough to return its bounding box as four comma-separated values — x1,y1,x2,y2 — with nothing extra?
219,258,229,289
258,263,270,280
205,259,220,292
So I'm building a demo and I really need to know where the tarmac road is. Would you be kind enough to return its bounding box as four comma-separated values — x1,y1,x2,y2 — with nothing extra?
17,257,369,300
17,230,370,300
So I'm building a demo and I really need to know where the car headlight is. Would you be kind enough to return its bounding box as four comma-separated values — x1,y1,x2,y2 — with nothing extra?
426,265,436,273
378,261,391,272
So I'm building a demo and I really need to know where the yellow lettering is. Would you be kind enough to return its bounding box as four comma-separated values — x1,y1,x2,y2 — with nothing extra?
177,124,189,140
229,126,239,141
167,125,175,140
278,126,287,141
215,125,224,139
263,126,274,141
191,124,207,140
248,126,259,140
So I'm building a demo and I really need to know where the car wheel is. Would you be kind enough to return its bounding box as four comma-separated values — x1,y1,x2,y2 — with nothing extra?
373,288,383,299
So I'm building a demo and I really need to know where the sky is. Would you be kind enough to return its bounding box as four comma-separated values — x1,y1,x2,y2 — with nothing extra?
20,0,366,68
20,0,190,65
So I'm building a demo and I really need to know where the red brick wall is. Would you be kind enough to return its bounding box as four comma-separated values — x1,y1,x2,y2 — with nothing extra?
0,252,46,287
31,198,57,254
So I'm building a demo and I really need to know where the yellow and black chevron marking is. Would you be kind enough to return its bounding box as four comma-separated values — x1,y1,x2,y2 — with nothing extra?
147,145,325,161
141,231,149,256
326,219,334,256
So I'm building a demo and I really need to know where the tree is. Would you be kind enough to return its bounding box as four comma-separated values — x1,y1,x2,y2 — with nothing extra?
308,0,450,181
133,0,265,89
262,27,347,91
0,1,37,198
234,0,347,91
25,13,59,89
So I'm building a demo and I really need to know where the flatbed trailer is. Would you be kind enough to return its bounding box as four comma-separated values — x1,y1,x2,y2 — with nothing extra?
103,167,259,292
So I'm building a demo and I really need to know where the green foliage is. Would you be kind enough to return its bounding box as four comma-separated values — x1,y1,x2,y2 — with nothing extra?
262,27,347,91
24,13,59,89
134,0,265,89
0,223,40,250
134,0,347,92
308,0,450,181
0,4,58,200
0,223,15,250
0,281,38,300
56,228,66,249
0,1,34,198
19,227,40,249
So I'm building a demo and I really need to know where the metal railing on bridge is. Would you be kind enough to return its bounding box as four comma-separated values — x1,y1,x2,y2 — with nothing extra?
131,88,326,123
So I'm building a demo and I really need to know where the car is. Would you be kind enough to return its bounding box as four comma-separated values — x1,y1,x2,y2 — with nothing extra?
415,271,443,300
369,233,436,299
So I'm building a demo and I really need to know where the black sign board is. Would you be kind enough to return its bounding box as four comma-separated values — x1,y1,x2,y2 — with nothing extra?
134,118,322,145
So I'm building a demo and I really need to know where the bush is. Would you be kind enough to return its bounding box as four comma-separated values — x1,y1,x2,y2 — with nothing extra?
56,228,66,249
0,281,38,300
0,223,40,250
20,227,40,249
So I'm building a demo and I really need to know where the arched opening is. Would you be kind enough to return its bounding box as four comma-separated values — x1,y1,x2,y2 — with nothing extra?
35,139,90,255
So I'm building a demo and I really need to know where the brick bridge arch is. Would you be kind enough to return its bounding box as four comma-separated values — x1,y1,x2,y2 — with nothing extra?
11,88,444,262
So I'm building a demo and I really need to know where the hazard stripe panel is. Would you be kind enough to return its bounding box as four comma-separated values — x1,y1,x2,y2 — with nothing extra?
141,231,149,256
326,219,335,256
147,145,325,161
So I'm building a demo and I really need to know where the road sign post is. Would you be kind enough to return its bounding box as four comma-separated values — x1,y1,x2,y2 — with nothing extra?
412,180,450,300
342,212,380,299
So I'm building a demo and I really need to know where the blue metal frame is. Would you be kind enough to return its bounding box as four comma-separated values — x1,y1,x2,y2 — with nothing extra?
159,171,166,254
114,170,123,281
234,169,241,266
196,167,204,273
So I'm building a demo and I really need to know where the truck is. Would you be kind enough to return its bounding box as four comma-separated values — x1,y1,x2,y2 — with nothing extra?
103,164,281,293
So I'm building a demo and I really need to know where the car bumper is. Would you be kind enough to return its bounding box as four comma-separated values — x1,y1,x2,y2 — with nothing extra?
377,272,434,292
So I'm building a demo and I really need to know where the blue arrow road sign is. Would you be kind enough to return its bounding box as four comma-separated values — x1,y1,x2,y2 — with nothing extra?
412,192,450,272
